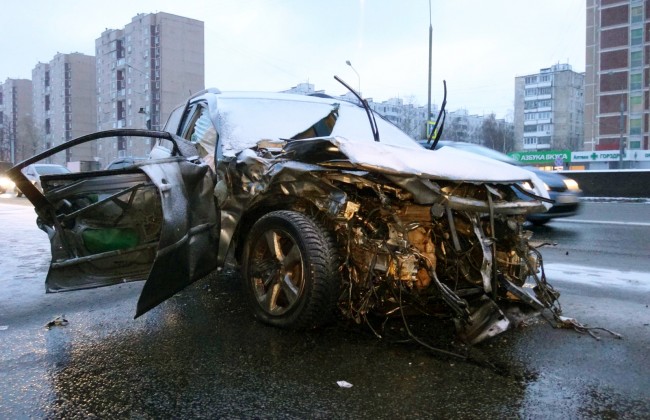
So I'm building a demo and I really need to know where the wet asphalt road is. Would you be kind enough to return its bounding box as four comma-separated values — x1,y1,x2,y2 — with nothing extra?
1,197,649,418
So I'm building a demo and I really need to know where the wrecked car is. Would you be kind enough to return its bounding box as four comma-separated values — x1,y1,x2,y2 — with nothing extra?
8,88,561,345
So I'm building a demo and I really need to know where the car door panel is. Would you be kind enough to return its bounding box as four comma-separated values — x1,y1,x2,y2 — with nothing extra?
8,130,220,317
136,160,219,317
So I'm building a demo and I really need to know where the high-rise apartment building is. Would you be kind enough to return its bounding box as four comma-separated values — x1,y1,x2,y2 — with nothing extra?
585,0,648,154
0,78,34,163
95,12,204,165
32,53,97,166
514,64,585,152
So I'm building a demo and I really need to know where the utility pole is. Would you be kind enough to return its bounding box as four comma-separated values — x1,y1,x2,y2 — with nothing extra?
427,0,432,137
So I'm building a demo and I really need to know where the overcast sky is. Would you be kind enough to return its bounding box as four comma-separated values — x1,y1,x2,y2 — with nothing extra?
1,0,585,118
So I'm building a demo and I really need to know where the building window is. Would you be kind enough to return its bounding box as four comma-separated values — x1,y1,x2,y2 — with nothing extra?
117,100,126,120
44,71,50,87
540,75,551,83
116,70,125,90
630,72,642,90
45,118,51,134
631,50,643,68
630,94,643,112
631,6,643,24
45,95,50,111
525,100,537,109
629,117,642,135
631,28,643,46
525,76,537,84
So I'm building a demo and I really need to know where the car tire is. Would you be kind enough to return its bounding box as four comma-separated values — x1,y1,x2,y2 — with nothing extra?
241,210,339,330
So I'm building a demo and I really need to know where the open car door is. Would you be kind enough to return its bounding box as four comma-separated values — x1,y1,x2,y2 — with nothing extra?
7,130,219,317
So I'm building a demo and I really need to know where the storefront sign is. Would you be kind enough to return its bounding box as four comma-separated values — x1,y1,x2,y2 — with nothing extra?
571,150,650,162
508,150,571,164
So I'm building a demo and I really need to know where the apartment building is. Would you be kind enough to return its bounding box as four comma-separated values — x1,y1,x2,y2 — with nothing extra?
585,0,649,154
514,64,585,151
443,109,486,144
32,53,97,166
95,12,204,165
368,97,429,140
0,78,33,163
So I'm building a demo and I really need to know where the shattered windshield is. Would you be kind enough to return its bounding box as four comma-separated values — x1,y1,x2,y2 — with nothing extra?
214,93,421,156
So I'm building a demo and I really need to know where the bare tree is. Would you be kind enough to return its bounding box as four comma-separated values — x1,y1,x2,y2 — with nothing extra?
15,115,43,162
481,113,514,153
481,114,499,149
501,120,515,153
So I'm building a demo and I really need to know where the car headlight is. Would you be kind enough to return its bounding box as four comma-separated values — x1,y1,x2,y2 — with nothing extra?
563,178,580,191
520,181,534,192
0,176,15,190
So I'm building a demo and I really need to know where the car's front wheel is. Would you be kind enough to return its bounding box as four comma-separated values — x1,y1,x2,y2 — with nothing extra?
241,210,339,330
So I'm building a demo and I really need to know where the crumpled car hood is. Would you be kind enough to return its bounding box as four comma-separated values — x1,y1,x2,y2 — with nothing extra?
280,136,551,207
333,137,549,191
212,92,549,205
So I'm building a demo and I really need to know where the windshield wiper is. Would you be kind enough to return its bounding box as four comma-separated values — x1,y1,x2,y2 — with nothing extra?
334,75,380,142
424,80,447,150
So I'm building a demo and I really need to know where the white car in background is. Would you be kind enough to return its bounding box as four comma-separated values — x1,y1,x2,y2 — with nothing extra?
15,163,70,197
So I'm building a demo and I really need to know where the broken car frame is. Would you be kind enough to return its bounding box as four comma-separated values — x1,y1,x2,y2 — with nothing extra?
9,86,565,347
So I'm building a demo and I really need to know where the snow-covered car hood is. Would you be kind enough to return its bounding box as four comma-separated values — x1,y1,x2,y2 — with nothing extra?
209,92,549,201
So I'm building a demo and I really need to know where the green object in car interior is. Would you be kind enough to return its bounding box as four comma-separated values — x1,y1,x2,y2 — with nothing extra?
82,228,139,253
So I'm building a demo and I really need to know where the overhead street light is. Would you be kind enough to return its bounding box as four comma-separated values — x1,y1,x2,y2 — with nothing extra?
138,107,151,130
346,60,361,96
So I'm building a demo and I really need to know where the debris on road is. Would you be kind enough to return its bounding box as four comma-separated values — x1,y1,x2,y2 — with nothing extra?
44,315,69,330
556,315,623,340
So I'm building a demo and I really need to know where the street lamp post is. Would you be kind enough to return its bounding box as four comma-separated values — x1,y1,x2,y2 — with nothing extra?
427,0,433,133
345,60,361,96
138,107,151,130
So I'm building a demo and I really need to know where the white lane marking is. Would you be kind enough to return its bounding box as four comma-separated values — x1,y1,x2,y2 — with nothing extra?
544,263,650,291
554,219,650,227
